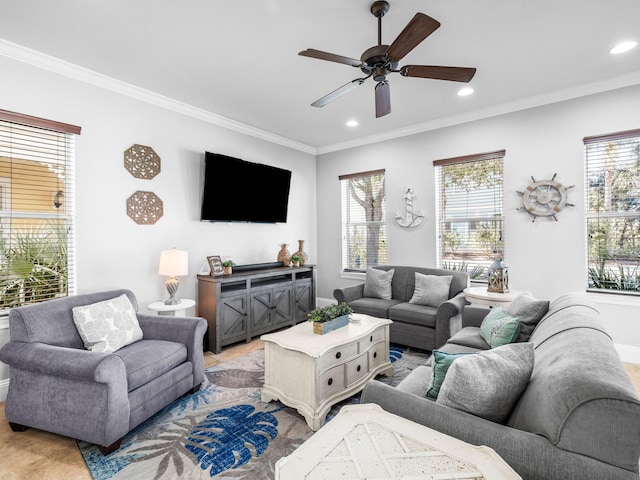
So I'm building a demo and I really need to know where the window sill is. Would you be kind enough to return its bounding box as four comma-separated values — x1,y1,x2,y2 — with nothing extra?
340,271,365,281
586,290,640,307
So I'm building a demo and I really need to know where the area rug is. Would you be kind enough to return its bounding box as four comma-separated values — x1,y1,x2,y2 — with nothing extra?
78,345,429,480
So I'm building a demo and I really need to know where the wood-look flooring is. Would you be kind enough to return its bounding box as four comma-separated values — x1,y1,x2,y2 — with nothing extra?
0,340,638,480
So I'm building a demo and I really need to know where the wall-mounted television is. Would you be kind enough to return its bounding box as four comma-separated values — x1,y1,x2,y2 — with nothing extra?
200,152,292,223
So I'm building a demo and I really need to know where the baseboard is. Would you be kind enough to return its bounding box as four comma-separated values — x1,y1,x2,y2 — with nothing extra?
0,378,8,402
615,343,640,365
316,297,336,308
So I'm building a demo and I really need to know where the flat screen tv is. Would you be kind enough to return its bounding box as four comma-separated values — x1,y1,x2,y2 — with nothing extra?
200,152,292,223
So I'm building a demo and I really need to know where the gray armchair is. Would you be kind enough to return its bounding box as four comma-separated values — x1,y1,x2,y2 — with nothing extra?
0,289,207,454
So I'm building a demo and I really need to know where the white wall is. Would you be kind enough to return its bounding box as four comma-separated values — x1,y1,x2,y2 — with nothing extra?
0,56,317,400
316,83,640,353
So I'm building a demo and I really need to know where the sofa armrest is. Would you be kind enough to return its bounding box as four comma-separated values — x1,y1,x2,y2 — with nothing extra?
0,341,124,383
137,314,207,387
333,283,365,304
462,304,490,328
434,292,467,348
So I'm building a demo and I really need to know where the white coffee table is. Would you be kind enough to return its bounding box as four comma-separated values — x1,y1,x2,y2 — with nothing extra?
261,314,393,431
275,403,522,479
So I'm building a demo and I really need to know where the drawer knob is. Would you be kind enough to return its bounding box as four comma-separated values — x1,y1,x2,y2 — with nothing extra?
357,365,361,372
328,378,333,386
335,352,341,359
373,352,377,359
370,335,373,342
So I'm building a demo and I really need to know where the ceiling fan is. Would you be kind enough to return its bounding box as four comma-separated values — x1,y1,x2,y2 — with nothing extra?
299,1,477,118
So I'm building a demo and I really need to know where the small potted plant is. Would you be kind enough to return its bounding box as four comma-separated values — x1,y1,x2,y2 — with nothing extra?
290,253,302,267
308,302,353,335
221,259,236,275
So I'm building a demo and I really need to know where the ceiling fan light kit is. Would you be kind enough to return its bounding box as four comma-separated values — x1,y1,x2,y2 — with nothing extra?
299,1,477,118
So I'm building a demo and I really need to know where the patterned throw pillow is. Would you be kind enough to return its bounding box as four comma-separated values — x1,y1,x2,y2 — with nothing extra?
436,343,535,423
409,273,453,307
480,307,521,348
72,294,143,353
363,267,395,300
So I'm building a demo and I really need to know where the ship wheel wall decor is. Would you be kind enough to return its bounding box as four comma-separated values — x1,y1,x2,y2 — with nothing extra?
517,173,574,222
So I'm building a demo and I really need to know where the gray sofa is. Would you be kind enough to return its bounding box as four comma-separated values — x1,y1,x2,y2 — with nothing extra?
333,266,468,351
361,292,640,479
0,289,207,454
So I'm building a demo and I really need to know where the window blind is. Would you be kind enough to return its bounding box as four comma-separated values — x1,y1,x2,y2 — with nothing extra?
0,109,80,312
434,151,505,281
339,169,386,272
584,129,640,292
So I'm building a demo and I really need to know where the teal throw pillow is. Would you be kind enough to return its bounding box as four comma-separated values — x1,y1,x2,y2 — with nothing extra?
480,307,521,348
426,350,474,399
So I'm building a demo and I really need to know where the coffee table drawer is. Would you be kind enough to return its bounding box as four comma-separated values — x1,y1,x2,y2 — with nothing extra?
317,342,358,372
358,326,386,352
318,364,346,399
345,352,369,386
369,340,388,369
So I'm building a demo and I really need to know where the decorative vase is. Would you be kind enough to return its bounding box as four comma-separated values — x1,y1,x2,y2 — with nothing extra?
294,240,309,266
277,244,290,264
313,314,350,335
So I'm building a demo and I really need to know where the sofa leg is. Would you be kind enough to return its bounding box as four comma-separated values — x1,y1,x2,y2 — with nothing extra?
99,439,122,455
190,383,202,394
8,422,30,432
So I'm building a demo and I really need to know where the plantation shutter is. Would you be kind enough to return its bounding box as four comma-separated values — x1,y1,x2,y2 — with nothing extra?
584,128,640,292
0,109,81,312
434,150,505,281
339,169,386,272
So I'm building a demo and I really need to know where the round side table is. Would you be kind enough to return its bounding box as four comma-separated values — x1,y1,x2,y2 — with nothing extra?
148,298,196,317
463,287,524,308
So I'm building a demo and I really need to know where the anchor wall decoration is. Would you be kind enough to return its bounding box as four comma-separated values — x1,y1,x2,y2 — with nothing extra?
395,187,425,228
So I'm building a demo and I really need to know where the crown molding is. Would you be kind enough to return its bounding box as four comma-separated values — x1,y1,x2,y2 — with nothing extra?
317,70,640,155
0,39,317,155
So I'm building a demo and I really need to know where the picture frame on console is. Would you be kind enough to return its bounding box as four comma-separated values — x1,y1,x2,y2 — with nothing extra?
207,255,224,276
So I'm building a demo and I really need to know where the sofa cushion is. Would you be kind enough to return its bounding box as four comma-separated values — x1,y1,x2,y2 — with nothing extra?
426,350,475,399
437,342,534,423
363,267,394,300
447,326,491,350
504,292,549,342
479,307,520,348
116,339,188,391
409,273,453,307
72,294,143,353
388,302,437,327
349,297,402,319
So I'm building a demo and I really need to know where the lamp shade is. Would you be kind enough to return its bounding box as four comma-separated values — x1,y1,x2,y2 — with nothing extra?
158,249,189,276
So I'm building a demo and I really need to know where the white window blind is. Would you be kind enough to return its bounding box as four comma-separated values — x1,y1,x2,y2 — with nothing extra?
0,109,80,313
340,169,386,272
434,150,505,281
584,128,640,293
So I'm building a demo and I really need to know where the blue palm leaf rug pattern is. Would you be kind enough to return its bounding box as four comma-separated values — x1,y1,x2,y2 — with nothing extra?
78,345,429,480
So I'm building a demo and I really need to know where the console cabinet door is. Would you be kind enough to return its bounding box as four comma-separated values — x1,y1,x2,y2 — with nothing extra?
251,285,293,336
294,279,313,323
219,293,248,343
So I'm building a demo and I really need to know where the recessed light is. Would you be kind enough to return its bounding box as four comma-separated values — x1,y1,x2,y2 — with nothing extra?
610,41,637,54
457,87,474,97
346,120,359,127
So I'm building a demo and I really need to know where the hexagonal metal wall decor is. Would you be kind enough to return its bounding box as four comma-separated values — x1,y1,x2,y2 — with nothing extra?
124,144,161,179
126,190,163,225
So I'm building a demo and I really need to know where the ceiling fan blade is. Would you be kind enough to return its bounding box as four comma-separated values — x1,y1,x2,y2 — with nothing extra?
386,13,440,62
375,81,391,118
401,65,477,82
311,77,368,108
299,48,363,67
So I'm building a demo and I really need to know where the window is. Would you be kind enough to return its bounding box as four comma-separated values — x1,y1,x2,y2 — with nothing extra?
434,150,505,281
584,129,640,293
340,169,386,272
0,109,80,313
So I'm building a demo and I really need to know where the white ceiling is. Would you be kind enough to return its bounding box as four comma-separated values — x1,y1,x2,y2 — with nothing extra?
1,0,639,153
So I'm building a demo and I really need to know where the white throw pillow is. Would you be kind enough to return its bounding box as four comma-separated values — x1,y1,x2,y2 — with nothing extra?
409,273,453,307
363,267,394,300
72,294,143,353
436,342,534,423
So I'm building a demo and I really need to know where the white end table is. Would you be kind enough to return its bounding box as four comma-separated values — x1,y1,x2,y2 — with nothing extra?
275,403,522,479
463,287,525,308
147,298,195,317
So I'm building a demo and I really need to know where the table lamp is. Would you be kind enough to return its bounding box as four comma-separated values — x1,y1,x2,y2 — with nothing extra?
158,248,189,305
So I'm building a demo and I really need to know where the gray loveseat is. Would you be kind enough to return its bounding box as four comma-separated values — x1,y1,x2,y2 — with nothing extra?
0,289,207,454
361,292,640,479
333,266,468,351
